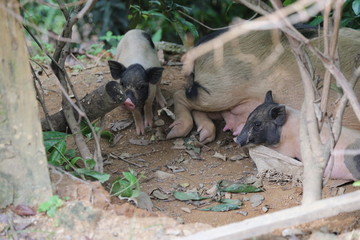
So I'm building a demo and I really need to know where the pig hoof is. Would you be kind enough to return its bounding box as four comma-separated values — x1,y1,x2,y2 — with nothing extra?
166,121,193,139
198,126,216,144
135,124,145,135
144,119,153,128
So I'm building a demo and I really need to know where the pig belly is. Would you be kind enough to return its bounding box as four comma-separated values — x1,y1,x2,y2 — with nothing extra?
221,100,263,134
325,156,357,181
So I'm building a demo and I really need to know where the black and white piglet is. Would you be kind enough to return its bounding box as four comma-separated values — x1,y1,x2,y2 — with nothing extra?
108,29,166,135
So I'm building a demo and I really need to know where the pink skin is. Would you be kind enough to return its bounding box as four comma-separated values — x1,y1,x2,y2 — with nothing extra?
220,101,261,136
123,98,136,110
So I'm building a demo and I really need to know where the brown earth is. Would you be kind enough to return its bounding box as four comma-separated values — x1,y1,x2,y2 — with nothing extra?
2,59,360,240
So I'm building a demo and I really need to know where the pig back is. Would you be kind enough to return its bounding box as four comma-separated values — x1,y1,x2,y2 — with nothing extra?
116,29,161,69
189,30,300,111
188,29,360,129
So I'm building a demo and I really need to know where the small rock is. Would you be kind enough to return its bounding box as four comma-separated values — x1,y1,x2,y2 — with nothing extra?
250,194,264,207
282,228,304,237
154,170,175,180
206,184,217,196
262,206,269,213
244,175,258,184
337,187,345,195
253,178,263,188
242,197,250,201
224,192,232,199
180,183,190,188
236,210,248,216
154,119,165,127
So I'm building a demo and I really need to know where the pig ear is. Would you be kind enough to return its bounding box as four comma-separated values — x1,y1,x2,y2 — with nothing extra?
264,90,273,103
108,60,126,79
269,105,286,126
146,67,164,84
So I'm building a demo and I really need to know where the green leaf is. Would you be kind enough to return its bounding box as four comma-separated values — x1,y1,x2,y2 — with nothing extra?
283,0,296,6
219,182,263,193
85,158,96,169
48,141,67,166
173,191,207,201
200,203,240,212
308,16,323,26
38,195,64,218
152,29,162,42
75,169,110,183
123,171,137,184
353,180,360,187
100,130,114,142
352,0,360,15
111,178,133,197
65,149,76,159
43,131,68,152
220,198,242,205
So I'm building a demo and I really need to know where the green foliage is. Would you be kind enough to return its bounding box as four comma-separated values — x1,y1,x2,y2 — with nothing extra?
99,31,124,49
309,0,360,28
128,1,198,44
110,169,142,198
80,120,114,143
38,195,64,218
43,131,109,183
353,180,360,187
21,0,66,35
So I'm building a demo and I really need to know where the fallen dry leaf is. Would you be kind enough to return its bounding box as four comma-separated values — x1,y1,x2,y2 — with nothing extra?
213,152,227,161
158,107,175,120
109,119,133,132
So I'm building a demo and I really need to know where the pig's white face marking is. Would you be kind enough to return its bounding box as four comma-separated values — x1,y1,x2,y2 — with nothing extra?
344,138,360,179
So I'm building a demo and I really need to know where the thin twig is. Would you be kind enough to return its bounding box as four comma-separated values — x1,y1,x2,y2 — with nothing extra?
31,64,55,131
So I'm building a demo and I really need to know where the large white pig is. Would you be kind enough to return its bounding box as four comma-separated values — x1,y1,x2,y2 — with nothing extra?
167,28,360,143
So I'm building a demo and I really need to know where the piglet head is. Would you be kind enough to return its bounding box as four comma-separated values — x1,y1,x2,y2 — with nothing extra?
235,90,286,147
108,60,163,111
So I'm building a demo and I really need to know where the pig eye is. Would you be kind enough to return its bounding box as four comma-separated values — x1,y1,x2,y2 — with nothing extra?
253,121,262,131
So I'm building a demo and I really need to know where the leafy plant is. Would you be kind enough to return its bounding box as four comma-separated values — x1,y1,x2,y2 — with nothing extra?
80,120,114,143
38,195,64,217
87,43,105,56
128,0,198,45
110,169,142,198
308,0,360,28
43,131,110,183
99,31,124,49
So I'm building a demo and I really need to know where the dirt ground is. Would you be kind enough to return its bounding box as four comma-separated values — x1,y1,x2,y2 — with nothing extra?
2,58,360,240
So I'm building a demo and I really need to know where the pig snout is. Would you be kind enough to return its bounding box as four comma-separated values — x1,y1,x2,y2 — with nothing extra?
123,98,136,110
234,133,249,147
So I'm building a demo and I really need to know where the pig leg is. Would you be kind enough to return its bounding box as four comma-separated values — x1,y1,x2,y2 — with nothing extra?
325,128,360,180
167,90,194,139
155,85,167,108
192,110,216,144
144,84,157,128
132,109,145,135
